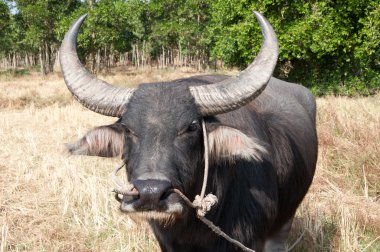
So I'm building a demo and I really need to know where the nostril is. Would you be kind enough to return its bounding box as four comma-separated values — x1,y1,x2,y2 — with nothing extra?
132,179,172,209
160,190,172,201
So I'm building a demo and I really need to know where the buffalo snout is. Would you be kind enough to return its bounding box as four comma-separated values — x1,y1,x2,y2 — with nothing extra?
122,179,173,212
134,179,172,210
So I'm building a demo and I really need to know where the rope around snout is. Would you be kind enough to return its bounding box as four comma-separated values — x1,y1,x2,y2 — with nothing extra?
111,119,255,252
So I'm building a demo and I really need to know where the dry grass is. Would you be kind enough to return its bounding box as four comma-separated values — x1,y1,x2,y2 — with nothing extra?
288,94,380,252
0,68,379,251
0,67,234,110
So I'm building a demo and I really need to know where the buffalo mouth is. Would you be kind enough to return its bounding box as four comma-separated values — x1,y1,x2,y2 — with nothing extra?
116,187,185,221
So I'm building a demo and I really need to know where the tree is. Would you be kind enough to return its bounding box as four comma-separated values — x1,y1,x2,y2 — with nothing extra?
207,0,380,95
146,0,212,68
13,0,81,74
0,1,12,57
1,0,378,95
56,0,146,72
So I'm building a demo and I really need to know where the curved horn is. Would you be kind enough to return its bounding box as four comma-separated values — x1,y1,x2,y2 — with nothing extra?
189,11,278,115
59,15,135,117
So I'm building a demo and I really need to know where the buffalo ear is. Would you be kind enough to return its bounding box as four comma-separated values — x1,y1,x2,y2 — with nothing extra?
66,124,125,158
207,125,267,163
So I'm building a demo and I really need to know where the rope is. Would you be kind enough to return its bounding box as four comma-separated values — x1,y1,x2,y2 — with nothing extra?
172,188,255,252
200,119,209,199
169,119,254,252
111,162,138,196
111,119,255,252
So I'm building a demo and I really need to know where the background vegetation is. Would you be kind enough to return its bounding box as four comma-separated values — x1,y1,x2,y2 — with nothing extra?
0,0,379,95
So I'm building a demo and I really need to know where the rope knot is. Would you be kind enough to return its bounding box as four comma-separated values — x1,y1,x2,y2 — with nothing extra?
193,193,218,217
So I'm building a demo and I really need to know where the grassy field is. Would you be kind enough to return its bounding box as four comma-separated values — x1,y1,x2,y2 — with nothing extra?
0,68,379,251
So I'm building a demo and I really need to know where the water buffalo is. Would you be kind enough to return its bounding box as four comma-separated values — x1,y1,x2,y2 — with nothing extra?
60,12,317,252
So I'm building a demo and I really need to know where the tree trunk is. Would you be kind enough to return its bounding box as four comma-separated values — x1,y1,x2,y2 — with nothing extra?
136,44,140,68
45,42,51,73
39,46,46,75
179,42,182,67
132,45,136,68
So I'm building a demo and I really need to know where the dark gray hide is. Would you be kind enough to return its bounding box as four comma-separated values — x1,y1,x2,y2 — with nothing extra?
62,14,317,252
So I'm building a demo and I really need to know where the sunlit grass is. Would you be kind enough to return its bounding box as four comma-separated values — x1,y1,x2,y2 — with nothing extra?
1,68,379,251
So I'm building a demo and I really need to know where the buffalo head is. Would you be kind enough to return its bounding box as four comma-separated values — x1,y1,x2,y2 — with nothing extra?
60,12,277,222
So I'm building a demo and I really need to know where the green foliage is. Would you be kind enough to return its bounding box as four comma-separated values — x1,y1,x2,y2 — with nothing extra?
0,0,379,95
14,0,81,48
145,0,211,59
206,0,261,67
0,1,11,36
0,1,12,55
55,0,146,64
207,0,380,95
284,1,380,96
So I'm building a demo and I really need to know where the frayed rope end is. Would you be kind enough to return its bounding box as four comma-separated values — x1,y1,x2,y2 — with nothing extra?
193,193,218,217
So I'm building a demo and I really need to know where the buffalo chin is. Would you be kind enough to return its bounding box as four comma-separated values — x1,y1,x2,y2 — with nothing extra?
126,211,180,227
120,202,184,225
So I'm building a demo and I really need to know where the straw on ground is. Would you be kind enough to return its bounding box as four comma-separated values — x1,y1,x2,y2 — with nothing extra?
0,68,379,251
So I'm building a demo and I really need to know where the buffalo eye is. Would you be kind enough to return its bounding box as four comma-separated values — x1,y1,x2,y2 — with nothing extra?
187,120,200,132
178,120,200,136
